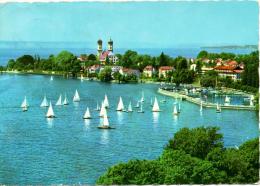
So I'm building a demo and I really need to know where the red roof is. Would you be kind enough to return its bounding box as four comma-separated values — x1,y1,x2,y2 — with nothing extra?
99,51,110,60
214,65,243,73
159,66,173,71
225,60,238,67
144,65,154,71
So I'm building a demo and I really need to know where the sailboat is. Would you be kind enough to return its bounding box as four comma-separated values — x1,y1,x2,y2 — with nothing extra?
97,108,115,129
73,89,80,102
40,95,48,107
178,102,181,113
104,94,109,108
224,95,231,103
50,76,53,81
83,107,91,119
137,103,144,113
95,101,100,111
56,94,62,106
21,96,29,112
173,104,178,115
140,91,144,102
127,102,133,112
200,101,203,112
63,94,69,105
99,102,105,117
161,96,166,103
150,98,153,107
152,97,161,112
216,103,221,113
134,101,140,108
80,74,84,82
46,101,55,118
116,96,125,111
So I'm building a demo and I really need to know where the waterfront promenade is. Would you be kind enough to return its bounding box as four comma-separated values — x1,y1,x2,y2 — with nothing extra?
158,88,256,111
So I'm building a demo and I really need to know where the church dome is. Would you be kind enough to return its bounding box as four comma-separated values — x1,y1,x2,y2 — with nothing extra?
97,39,102,44
108,38,113,44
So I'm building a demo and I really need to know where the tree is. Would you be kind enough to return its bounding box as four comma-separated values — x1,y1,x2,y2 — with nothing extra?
88,54,96,61
197,50,208,59
99,67,112,82
55,50,76,73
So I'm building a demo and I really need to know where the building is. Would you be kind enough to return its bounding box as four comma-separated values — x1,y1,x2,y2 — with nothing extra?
158,66,174,78
97,38,118,65
214,65,243,81
119,67,140,78
88,64,101,74
143,65,155,77
201,66,214,74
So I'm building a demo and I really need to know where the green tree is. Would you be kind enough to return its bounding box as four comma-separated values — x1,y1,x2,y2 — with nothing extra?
197,50,208,59
99,67,112,82
88,54,96,61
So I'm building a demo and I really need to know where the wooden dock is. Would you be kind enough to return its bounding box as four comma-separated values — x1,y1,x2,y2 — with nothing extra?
158,88,256,111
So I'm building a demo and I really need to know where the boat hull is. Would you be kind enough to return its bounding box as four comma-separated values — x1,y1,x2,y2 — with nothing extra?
46,115,56,118
97,126,115,129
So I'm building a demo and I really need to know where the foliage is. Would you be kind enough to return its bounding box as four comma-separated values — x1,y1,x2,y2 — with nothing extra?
98,67,112,82
96,127,259,185
88,54,96,61
200,70,218,87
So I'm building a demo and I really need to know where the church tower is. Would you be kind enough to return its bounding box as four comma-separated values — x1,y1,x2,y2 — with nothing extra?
97,39,103,57
108,38,113,52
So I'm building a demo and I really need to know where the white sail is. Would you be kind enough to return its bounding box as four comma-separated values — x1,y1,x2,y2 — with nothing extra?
128,102,133,112
83,107,91,119
152,97,160,112
73,89,80,102
21,96,29,108
63,94,69,105
225,95,230,103
46,101,55,118
104,94,109,108
80,74,84,81
216,103,221,112
103,108,109,127
50,76,53,81
56,94,62,106
200,101,203,112
99,102,105,117
40,96,49,107
140,91,144,102
116,96,124,111
135,101,140,108
139,103,144,112
96,101,100,111
173,105,178,115
178,102,181,112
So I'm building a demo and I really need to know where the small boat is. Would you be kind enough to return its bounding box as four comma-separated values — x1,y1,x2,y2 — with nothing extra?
73,89,80,102
152,97,161,112
56,94,62,106
161,96,166,103
21,96,29,112
127,101,133,112
95,101,100,111
134,101,140,108
200,101,203,112
83,107,91,119
99,102,105,117
224,95,231,103
137,103,144,113
46,101,55,118
50,76,53,81
173,104,178,115
40,95,49,107
116,96,125,111
150,98,153,107
140,91,144,102
97,108,115,129
178,102,181,113
80,74,84,82
104,94,109,108
216,103,221,113
63,94,69,105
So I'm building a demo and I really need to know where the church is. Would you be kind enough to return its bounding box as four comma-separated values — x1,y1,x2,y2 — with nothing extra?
97,38,118,65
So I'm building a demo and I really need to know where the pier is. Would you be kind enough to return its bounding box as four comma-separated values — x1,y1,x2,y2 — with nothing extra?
158,88,256,111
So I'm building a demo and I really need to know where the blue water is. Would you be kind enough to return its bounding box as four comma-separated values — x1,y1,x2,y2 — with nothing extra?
0,42,256,66
0,73,258,184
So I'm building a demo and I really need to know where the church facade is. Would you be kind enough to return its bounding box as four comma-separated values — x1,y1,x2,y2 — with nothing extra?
97,38,118,65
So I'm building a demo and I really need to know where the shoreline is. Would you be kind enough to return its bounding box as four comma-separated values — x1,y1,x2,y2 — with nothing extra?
158,88,255,111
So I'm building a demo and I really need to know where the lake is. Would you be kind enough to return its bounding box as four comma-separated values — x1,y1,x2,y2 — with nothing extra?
0,73,258,184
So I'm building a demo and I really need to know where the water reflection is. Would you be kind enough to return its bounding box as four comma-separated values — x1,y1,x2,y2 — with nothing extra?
84,119,90,131
100,130,109,145
117,111,123,124
46,118,54,128
173,115,178,123
152,112,159,124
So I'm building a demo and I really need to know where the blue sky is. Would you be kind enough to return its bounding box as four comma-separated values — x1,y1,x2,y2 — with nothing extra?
0,1,258,48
